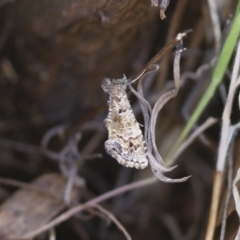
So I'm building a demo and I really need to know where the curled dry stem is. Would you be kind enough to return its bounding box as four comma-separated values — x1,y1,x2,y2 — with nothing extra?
130,31,191,182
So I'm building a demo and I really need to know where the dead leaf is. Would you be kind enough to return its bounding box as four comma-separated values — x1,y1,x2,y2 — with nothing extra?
0,173,80,239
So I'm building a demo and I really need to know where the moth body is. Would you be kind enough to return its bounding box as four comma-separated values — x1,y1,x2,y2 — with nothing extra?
102,77,148,169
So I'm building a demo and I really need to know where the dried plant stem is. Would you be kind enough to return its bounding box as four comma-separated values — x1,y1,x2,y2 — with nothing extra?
207,0,221,52
134,31,190,80
205,171,223,240
155,0,188,89
168,117,218,166
15,70,218,240
130,31,191,182
168,10,240,161
64,166,77,205
232,168,240,240
220,143,233,240
18,177,156,239
150,51,181,166
91,204,131,240
217,41,240,172
205,41,240,240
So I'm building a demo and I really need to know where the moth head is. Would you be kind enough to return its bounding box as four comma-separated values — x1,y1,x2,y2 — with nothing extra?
101,78,112,93
101,76,128,94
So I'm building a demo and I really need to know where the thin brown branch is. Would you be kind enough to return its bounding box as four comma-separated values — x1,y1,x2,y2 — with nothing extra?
134,30,191,80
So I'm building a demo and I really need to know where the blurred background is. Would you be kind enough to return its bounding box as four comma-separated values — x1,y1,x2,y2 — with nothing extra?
0,0,238,239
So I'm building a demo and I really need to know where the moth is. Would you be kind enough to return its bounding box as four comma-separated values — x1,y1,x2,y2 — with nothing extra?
102,76,148,169
101,31,190,171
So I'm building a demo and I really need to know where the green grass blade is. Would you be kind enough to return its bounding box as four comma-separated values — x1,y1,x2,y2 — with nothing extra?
166,7,240,161
236,1,240,19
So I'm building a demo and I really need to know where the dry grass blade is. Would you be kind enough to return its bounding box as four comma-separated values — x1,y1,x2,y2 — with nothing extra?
169,8,240,160
168,117,218,166
207,0,221,52
90,204,132,240
217,41,240,172
220,143,233,240
232,168,240,240
205,41,240,240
